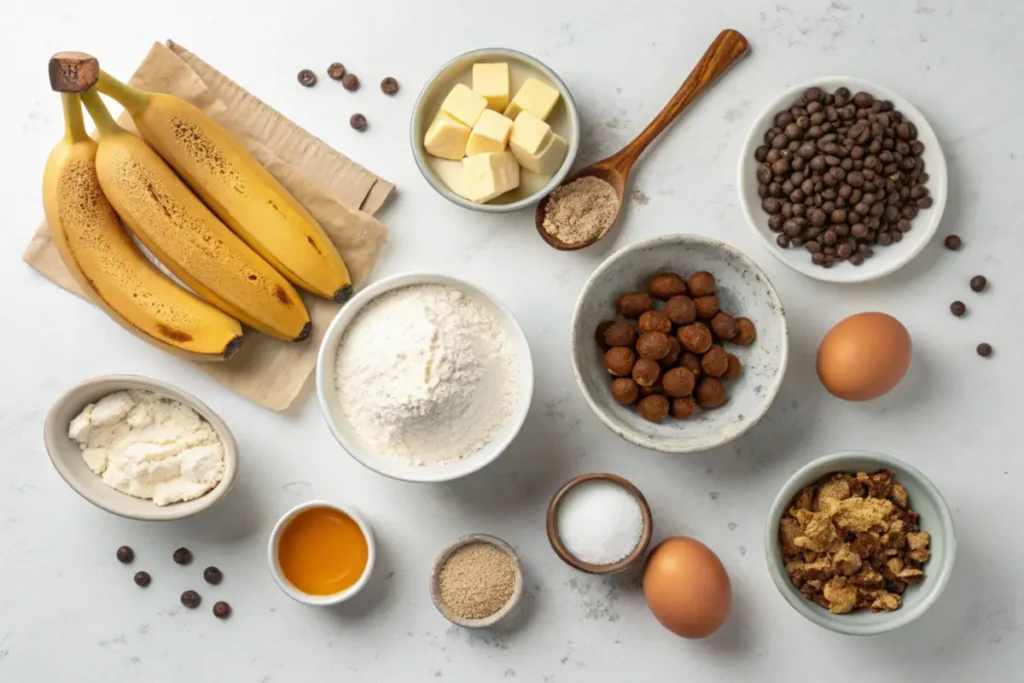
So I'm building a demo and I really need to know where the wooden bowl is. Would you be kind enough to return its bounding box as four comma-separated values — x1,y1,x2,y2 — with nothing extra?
546,473,653,574
430,534,524,628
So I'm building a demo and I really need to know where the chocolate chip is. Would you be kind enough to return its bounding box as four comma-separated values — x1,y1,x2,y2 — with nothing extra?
203,566,223,585
297,69,316,87
327,62,346,81
350,113,368,132
181,590,202,609
977,343,993,358
970,275,987,292
341,73,359,91
133,571,151,587
172,547,193,565
116,546,134,564
380,77,399,95
213,601,231,619
950,301,966,317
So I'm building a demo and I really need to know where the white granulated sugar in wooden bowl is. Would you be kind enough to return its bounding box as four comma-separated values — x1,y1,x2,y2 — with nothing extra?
334,284,520,465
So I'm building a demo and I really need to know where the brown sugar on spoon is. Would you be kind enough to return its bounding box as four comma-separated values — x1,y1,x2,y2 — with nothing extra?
542,176,620,246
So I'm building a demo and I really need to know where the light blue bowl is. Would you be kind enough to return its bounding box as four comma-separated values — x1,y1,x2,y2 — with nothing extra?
410,48,580,213
765,451,955,635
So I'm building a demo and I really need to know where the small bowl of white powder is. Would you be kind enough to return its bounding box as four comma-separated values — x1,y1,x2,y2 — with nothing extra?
43,375,238,521
315,273,534,483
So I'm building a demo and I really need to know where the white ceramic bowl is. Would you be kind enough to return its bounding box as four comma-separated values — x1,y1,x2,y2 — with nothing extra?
765,451,956,635
315,272,534,482
571,235,789,454
267,500,376,606
43,374,238,521
410,47,580,212
738,77,947,283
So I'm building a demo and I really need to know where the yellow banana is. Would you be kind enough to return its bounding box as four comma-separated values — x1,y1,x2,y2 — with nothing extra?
42,92,244,360
80,89,311,342
96,71,354,303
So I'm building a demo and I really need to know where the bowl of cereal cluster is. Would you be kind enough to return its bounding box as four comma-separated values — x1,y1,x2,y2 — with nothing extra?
765,451,956,635
570,234,788,454
738,77,947,283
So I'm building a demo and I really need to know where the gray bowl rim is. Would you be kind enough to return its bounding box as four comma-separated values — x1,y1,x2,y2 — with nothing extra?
737,75,948,284
570,233,790,454
409,46,581,213
42,373,238,521
763,450,957,635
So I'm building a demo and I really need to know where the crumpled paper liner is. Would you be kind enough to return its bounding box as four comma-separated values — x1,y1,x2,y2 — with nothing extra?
23,40,393,411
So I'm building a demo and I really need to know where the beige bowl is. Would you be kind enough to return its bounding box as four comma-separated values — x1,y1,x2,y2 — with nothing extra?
430,534,524,628
43,374,238,521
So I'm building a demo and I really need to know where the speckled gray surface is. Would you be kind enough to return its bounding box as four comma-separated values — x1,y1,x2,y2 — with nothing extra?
572,235,788,452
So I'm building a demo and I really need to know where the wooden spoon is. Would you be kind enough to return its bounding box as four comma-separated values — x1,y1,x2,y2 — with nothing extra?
535,29,750,251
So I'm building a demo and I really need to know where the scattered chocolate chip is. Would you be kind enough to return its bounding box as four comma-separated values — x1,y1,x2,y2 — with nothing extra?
350,113,368,131
181,590,202,609
977,343,992,358
203,566,223,585
297,69,316,87
970,275,987,292
133,571,151,587
212,601,232,619
172,547,193,565
944,235,962,251
380,77,399,95
341,73,359,91
950,301,966,317
116,546,134,564
327,62,346,80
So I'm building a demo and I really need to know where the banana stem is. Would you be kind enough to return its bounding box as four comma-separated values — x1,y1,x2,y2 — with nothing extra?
61,93,88,142
96,71,149,114
80,89,122,137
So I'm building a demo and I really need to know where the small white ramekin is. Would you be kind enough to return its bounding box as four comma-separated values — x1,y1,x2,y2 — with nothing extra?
267,500,376,606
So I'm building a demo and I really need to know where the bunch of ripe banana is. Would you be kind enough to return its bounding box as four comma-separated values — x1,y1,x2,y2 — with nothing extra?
43,52,354,361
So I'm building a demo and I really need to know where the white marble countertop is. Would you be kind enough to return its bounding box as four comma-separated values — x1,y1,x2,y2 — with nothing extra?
1,0,1020,680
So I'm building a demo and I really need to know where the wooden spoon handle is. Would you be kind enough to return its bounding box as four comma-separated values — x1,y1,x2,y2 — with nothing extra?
612,29,750,173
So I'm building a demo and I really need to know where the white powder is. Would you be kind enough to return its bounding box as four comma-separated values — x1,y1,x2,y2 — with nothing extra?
557,480,643,565
334,284,519,465
69,390,225,506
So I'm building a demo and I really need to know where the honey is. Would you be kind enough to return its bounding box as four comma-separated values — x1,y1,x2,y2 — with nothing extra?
277,506,368,595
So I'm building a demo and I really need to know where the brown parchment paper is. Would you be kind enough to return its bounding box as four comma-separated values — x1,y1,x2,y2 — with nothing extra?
22,41,393,411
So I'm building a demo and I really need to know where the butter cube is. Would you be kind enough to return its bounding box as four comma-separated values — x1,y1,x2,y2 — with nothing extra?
459,151,520,203
521,131,568,175
466,110,513,156
424,112,471,160
472,62,510,111
440,83,488,127
503,77,561,121
509,111,552,159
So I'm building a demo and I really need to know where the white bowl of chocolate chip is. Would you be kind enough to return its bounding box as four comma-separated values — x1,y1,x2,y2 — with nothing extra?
738,77,947,283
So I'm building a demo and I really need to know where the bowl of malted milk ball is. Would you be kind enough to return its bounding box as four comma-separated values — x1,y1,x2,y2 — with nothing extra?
44,375,238,521
316,273,534,483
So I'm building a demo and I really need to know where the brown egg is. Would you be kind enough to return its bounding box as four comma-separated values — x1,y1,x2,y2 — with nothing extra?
817,312,912,401
642,537,731,639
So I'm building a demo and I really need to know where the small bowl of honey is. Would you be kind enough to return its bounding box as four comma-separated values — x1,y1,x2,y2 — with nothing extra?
268,500,376,605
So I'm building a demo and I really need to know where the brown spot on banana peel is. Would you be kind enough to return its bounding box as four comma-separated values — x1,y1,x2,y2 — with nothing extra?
333,285,353,303
274,285,290,304
305,235,322,255
49,52,99,92
156,324,193,343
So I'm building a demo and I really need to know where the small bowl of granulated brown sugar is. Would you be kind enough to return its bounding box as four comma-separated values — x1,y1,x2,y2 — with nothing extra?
431,534,523,628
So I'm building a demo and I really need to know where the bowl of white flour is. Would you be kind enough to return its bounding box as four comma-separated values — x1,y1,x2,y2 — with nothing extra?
43,375,238,521
316,273,533,483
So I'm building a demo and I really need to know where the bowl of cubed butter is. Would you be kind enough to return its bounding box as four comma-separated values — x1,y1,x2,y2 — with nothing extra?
411,48,580,212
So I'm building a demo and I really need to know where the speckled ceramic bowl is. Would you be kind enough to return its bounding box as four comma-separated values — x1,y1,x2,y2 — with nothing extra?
765,451,956,635
571,235,788,454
